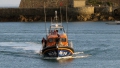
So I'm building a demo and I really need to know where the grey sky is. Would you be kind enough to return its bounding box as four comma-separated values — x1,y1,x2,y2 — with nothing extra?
0,0,20,7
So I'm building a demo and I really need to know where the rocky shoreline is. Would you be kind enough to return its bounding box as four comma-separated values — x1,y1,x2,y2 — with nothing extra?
0,14,116,22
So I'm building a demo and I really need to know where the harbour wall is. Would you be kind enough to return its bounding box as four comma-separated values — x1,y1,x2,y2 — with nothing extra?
0,7,117,22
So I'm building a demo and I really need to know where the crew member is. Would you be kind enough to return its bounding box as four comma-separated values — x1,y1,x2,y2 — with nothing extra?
41,37,47,48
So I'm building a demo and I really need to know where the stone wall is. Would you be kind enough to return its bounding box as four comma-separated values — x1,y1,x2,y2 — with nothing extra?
0,7,94,17
95,7,112,13
77,7,94,15
0,8,75,16
0,8,77,22
0,7,117,22
76,6,94,21
19,0,72,8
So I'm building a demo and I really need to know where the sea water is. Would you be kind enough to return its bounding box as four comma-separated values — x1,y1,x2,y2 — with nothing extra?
0,22,120,68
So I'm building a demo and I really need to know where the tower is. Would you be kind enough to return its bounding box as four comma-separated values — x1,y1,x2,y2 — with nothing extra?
19,0,72,8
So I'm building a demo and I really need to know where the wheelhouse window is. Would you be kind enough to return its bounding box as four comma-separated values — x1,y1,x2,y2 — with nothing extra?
48,38,66,42
48,38,54,42
61,38,66,42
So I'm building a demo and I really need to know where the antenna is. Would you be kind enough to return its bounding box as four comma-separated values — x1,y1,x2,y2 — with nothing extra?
55,11,58,22
66,5,68,35
51,17,52,25
60,7,62,24
44,2,47,35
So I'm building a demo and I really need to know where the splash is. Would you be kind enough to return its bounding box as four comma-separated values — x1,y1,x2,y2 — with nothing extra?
43,56,73,60
72,52,90,59
73,52,84,55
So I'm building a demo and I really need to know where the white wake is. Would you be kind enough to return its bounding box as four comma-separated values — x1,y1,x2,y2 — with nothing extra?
0,42,42,53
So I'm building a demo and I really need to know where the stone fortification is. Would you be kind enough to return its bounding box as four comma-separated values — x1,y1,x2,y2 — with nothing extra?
76,6,94,21
19,0,72,8
95,7,112,13
0,8,77,22
77,7,94,15
0,8,79,16
0,7,116,22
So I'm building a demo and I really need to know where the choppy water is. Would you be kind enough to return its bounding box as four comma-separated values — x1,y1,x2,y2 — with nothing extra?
0,22,120,68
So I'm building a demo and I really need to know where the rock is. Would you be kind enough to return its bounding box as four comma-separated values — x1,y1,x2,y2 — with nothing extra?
95,13,101,17
86,15,91,20
102,18,107,21
29,19,33,22
19,15,28,22
108,16,114,21
83,17,87,21
34,16,40,21
93,17,98,21
77,15,81,21
100,15,105,20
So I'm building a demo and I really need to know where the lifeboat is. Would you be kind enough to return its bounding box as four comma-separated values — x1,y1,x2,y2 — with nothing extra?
41,10,74,58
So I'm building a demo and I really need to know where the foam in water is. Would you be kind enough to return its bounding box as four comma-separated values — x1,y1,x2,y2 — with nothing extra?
0,42,42,53
72,52,90,59
42,52,90,60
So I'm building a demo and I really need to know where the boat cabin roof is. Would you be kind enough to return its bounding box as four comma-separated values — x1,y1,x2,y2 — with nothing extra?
50,23,63,29
49,23,65,34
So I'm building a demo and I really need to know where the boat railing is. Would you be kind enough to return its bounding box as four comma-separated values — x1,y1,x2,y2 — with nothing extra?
68,41,73,48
